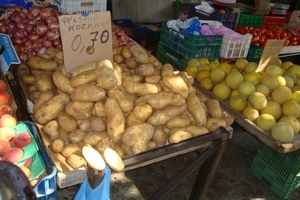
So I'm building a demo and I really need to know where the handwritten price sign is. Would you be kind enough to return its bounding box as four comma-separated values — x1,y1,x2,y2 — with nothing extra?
59,11,113,72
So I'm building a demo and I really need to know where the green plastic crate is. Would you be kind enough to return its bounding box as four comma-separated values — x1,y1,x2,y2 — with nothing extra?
156,42,189,71
159,20,223,61
247,44,263,63
226,8,264,28
250,143,300,199
143,23,161,46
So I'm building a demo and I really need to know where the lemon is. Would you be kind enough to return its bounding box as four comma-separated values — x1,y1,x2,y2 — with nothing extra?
244,72,262,86
213,83,231,101
218,62,232,75
210,68,226,83
197,64,210,72
281,61,294,71
198,57,209,65
200,77,213,91
238,82,256,97
208,60,219,70
244,62,258,73
235,58,248,71
185,65,198,78
196,70,210,83
266,64,283,77
187,58,201,68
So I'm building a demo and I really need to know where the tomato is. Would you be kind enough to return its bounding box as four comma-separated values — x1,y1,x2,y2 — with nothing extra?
219,9,225,14
287,31,293,38
252,36,260,42
252,41,260,46
290,36,298,41
284,39,290,46
291,41,298,46
280,32,288,39
260,27,267,34
250,29,258,36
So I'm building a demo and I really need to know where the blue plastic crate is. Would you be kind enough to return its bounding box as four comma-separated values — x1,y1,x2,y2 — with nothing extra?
0,0,32,9
113,19,147,45
24,121,57,200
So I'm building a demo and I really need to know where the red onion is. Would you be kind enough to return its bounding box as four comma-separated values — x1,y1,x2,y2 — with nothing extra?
27,19,37,25
17,22,25,30
23,39,32,48
42,39,52,48
7,22,16,31
40,8,52,20
0,26,7,34
18,53,28,62
46,30,60,40
13,30,24,39
18,45,27,53
13,5,23,12
25,24,34,34
11,14,23,24
52,39,61,47
36,24,48,35
29,34,39,41
12,37,23,45
37,47,46,56
29,6,41,17
48,20,59,31
32,40,42,50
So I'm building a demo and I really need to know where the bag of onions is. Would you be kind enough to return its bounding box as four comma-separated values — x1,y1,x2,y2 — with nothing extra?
0,5,62,62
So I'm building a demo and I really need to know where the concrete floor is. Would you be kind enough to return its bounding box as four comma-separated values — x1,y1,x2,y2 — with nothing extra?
56,123,300,200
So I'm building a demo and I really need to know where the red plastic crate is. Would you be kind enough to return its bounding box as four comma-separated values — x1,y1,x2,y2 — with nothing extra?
262,16,286,28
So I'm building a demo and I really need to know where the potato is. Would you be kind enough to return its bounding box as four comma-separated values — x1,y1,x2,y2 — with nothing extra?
125,57,138,69
113,54,124,64
28,85,37,92
166,114,191,129
137,64,154,76
68,61,98,78
135,91,186,110
185,125,209,137
79,119,91,132
70,84,106,102
27,57,58,71
105,98,125,143
52,70,75,95
61,143,81,158
42,120,60,140
147,141,157,150
94,137,115,156
35,71,54,92
120,143,133,156
50,138,64,153
112,62,123,87
122,76,159,96
205,99,222,118
162,75,188,99
113,144,126,158
21,74,35,85
41,47,59,60
152,128,167,148
168,129,192,144
107,88,134,113
205,118,227,132
18,62,30,78
113,47,122,55
70,69,96,88
66,154,87,169
95,59,119,90
83,132,107,146
90,117,106,132
58,111,78,132
220,111,234,127
55,51,64,65
121,46,132,59
30,69,44,76
127,102,153,127
65,101,94,120
68,129,85,144
161,63,174,77
147,104,187,126
34,93,71,125
130,44,149,64
93,102,106,118
30,90,41,102
122,123,154,154
144,74,161,84
33,91,55,112
59,126,70,145
177,71,195,94
187,93,207,127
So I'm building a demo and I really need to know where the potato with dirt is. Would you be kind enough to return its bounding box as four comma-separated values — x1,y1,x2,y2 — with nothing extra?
27,56,58,71
107,88,134,113
52,70,75,95
162,75,189,99
95,59,119,90
70,84,106,102
33,91,55,112
122,76,159,96
126,102,153,127
65,101,94,120
35,71,55,93
187,93,207,127
70,69,96,88
57,111,78,132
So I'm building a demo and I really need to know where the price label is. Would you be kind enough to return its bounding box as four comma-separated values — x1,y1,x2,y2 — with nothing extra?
59,11,113,72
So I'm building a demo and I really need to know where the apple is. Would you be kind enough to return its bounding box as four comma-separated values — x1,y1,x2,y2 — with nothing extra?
0,92,12,106
0,105,12,118
12,132,32,148
0,127,16,141
24,157,32,167
0,80,7,92
0,139,11,156
3,147,24,163
0,114,17,128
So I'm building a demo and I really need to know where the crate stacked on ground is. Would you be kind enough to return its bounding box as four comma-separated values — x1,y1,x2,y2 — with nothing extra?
139,23,162,46
157,19,223,70
250,142,300,199
188,3,239,30
262,15,286,28
226,7,264,28
56,0,107,14
113,19,147,46
246,44,264,63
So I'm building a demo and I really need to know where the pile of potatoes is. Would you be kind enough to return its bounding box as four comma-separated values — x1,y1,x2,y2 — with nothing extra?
18,45,234,170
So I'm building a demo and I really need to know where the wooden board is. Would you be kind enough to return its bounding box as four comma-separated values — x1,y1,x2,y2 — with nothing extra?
193,82,300,154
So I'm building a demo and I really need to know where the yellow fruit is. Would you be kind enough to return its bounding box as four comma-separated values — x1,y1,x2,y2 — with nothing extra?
283,70,297,82
283,76,295,89
281,61,294,71
267,96,273,102
197,64,210,72
244,62,258,73
272,86,292,105
229,94,248,112
225,70,244,89
235,58,248,71
296,78,300,86
213,83,231,101
200,77,214,91
292,91,300,104
256,113,277,132
261,75,278,90
238,82,256,96
256,84,270,97
230,89,240,97
244,72,261,86
271,122,294,143
275,58,282,67
198,57,209,65
187,58,201,68
196,70,210,83
242,106,259,122
260,101,282,120
208,61,219,70
210,68,226,83
248,92,267,110
185,65,198,78
288,64,300,77
282,100,300,118
292,85,300,93
266,64,283,77
276,76,286,87
258,71,267,78
279,115,300,135
218,62,232,75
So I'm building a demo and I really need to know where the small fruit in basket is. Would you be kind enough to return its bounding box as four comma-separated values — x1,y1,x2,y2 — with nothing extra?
0,105,12,118
0,139,11,156
238,82,256,97
288,64,300,77
185,65,198,78
272,86,292,105
271,122,294,143
210,68,226,83
275,76,286,87
235,58,248,71
0,80,7,92
266,65,283,77
12,132,32,148
279,116,300,135
225,70,244,90
0,127,15,141
3,147,24,163
198,57,209,65
284,76,294,89
242,106,259,122
261,75,278,91
281,61,294,71
230,95,248,113
200,77,213,91
248,92,267,110
213,83,231,101
218,62,231,75
208,60,219,70
196,70,210,83
282,100,300,118
292,91,300,104
0,114,17,128
244,72,262,86
187,59,200,68
244,62,258,73
0,92,12,106
260,101,282,121
256,114,277,132
19,165,31,179
256,84,270,97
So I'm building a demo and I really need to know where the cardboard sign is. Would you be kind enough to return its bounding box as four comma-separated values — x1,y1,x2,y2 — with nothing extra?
257,40,284,72
59,11,113,73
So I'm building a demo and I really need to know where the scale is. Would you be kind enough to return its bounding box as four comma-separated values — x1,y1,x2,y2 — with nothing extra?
270,3,290,15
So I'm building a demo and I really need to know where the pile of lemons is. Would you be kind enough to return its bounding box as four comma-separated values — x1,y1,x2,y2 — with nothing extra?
185,57,300,144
